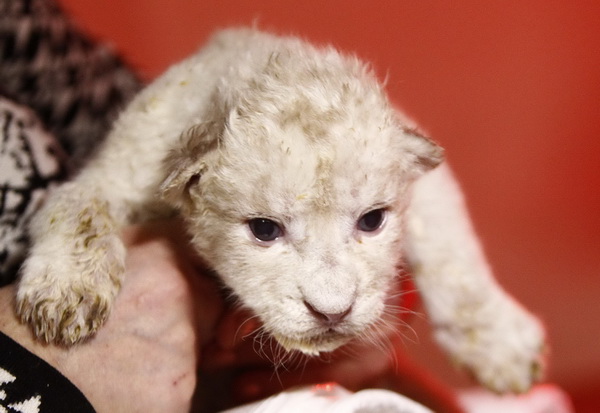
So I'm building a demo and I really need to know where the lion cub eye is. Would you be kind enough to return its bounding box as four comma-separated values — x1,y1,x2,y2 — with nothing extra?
357,208,386,232
248,218,283,242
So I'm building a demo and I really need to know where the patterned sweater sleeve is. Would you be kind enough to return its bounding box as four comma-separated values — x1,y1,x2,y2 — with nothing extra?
0,332,96,413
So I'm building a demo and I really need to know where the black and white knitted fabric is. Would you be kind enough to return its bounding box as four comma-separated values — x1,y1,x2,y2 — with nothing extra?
0,97,65,284
0,0,142,170
0,0,143,284
0,332,96,413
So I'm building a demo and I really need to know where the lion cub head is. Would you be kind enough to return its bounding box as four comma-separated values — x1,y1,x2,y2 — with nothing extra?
161,41,442,355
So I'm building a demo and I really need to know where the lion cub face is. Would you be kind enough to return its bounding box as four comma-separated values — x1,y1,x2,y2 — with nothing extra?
161,52,442,355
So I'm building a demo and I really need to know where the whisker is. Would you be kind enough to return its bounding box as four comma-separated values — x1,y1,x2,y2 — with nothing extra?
233,312,262,343
252,326,274,363
381,306,421,345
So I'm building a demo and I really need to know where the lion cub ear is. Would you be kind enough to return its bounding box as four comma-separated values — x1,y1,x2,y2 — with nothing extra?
160,121,221,211
400,126,445,175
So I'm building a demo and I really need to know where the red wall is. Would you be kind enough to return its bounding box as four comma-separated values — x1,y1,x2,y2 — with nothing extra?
58,0,600,409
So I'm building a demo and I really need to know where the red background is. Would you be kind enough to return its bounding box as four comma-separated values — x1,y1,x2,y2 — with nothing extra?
57,1,600,411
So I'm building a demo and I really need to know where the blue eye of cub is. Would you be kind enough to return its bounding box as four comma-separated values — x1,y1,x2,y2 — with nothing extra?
357,208,386,232
248,218,283,242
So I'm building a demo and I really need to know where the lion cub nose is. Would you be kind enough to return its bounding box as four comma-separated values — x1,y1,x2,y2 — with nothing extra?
303,300,352,326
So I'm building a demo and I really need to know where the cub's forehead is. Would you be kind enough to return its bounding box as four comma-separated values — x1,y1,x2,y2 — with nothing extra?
203,51,415,217
210,114,409,218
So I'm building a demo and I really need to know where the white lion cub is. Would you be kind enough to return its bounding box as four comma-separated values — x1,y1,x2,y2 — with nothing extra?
17,29,545,393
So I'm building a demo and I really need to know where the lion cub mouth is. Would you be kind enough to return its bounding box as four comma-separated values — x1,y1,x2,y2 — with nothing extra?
272,331,353,356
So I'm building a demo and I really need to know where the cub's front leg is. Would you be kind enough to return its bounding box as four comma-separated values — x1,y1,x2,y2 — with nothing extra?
14,37,204,344
406,163,546,393
16,181,126,344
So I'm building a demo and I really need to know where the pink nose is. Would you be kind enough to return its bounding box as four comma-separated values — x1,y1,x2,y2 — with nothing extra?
303,300,352,327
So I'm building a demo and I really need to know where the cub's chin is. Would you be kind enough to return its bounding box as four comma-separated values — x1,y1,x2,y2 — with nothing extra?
272,331,354,356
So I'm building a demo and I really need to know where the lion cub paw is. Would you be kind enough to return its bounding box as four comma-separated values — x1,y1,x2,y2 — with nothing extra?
17,240,125,344
16,200,126,345
437,295,546,394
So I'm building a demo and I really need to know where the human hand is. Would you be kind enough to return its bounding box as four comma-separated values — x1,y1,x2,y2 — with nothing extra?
1,221,223,413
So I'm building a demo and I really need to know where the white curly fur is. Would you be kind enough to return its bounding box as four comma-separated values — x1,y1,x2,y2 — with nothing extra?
16,28,545,393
